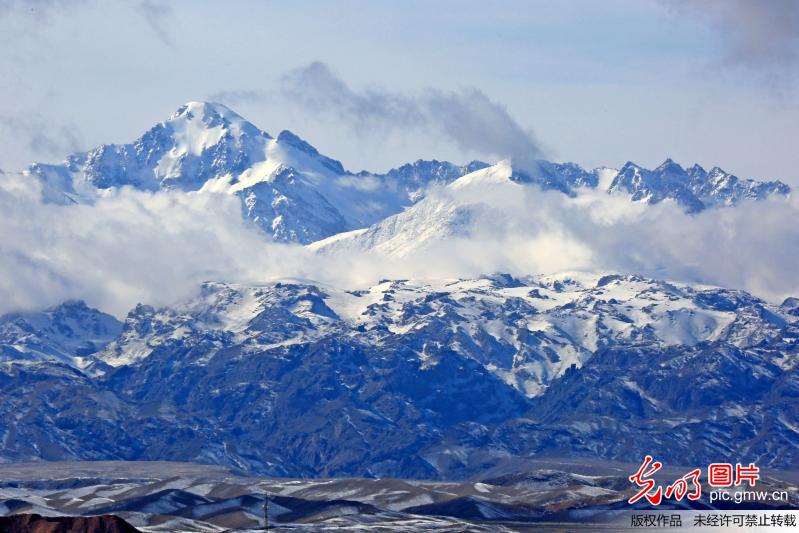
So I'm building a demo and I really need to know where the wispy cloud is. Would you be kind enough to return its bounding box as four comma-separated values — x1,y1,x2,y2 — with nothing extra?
206,89,270,106
0,113,83,165
281,61,545,172
0,0,176,46
0,0,84,19
662,0,799,88
136,0,175,46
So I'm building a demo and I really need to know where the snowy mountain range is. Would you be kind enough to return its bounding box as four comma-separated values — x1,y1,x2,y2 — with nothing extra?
608,158,789,213
1,273,797,478
22,101,791,244
0,300,121,368
1,101,797,480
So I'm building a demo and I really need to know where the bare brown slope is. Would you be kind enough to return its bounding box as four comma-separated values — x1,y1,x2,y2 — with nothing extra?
0,514,140,533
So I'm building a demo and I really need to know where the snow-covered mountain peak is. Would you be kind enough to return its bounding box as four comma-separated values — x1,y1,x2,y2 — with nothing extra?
618,160,643,173
687,163,707,179
0,300,122,367
63,100,276,193
170,100,252,125
706,166,738,185
162,100,272,155
312,160,531,256
16,103,793,248
608,158,789,211
272,129,346,176
276,129,326,159
654,157,687,176
2,274,797,476
448,159,516,190
78,273,798,398
448,159,597,196
610,160,704,212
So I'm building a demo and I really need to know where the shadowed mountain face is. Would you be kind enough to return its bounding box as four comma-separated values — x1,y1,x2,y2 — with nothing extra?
0,513,140,533
0,274,797,479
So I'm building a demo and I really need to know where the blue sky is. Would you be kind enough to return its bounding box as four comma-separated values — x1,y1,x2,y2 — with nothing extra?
1,0,797,182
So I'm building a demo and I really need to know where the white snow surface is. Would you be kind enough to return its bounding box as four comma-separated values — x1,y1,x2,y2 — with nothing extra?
93,273,788,397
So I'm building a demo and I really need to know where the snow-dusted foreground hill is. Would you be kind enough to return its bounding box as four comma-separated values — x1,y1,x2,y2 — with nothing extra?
0,460,796,531
1,273,797,478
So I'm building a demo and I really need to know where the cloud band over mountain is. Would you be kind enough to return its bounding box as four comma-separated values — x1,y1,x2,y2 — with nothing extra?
1,160,797,317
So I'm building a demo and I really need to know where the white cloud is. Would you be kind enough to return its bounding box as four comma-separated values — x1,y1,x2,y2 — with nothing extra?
318,179,799,304
662,0,799,88
1,171,796,319
0,112,83,163
0,176,306,316
135,0,175,47
281,61,545,172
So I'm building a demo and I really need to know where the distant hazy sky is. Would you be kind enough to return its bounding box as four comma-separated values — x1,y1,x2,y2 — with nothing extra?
1,0,797,183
